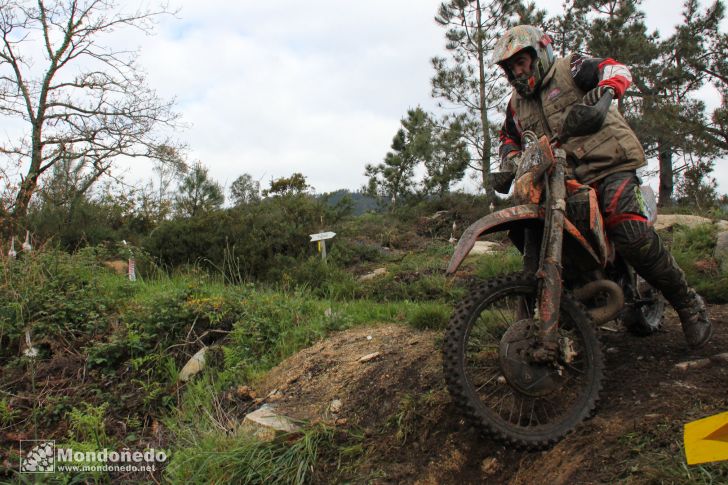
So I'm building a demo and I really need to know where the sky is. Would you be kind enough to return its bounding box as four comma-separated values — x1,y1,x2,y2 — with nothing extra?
24,0,728,197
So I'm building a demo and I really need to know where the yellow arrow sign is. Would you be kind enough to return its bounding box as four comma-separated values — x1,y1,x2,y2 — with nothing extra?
684,411,728,465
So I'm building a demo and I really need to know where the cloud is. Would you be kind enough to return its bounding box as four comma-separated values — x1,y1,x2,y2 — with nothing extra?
127,0,444,193
120,0,726,196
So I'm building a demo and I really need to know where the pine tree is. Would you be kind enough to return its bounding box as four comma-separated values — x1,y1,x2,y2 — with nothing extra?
230,174,261,205
423,116,470,196
576,0,726,205
174,163,224,217
430,1,547,201
263,173,311,197
364,108,433,210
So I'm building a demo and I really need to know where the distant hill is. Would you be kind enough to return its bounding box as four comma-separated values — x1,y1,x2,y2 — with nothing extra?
318,189,381,215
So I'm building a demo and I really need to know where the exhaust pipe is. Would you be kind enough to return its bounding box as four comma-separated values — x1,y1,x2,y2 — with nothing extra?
572,280,625,325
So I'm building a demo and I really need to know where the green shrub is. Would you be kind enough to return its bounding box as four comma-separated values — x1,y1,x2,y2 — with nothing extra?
335,213,421,250
359,272,463,303
407,305,450,330
669,224,728,303
166,424,355,485
473,246,524,279
0,249,116,360
144,194,332,281
328,239,383,267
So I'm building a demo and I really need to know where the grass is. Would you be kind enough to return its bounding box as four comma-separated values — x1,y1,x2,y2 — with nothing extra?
166,424,360,485
3,214,727,483
165,373,364,484
618,422,728,484
668,224,728,303
386,391,442,445
0,247,452,483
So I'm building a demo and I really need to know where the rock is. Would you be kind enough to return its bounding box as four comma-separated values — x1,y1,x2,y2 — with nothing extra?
481,457,501,475
359,268,387,281
335,418,348,426
654,214,712,231
236,385,257,400
179,347,207,382
467,241,500,256
241,405,300,441
715,231,728,273
715,220,728,231
358,352,381,363
330,399,343,414
102,259,128,274
675,353,728,371
695,258,719,274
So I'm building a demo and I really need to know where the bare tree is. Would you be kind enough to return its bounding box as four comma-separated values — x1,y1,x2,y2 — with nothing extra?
0,0,180,232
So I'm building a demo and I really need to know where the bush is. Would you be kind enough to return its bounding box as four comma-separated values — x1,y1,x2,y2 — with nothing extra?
144,193,332,281
408,305,450,330
328,239,383,267
0,249,116,360
669,224,728,303
335,213,421,250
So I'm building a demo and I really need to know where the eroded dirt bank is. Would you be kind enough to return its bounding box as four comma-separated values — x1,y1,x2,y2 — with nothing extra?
248,306,728,484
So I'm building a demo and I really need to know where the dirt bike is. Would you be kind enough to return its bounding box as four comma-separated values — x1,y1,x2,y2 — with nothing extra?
442,92,665,449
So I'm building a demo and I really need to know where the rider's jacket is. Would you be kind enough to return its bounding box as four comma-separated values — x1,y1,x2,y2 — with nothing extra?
500,55,646,184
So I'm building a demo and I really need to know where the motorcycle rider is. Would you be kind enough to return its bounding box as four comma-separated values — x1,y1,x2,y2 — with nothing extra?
492,25,712,348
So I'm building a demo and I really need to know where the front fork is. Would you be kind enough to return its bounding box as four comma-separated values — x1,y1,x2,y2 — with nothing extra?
533,150,568,361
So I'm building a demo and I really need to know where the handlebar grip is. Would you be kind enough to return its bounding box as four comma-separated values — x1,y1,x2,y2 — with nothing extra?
595,89,614,110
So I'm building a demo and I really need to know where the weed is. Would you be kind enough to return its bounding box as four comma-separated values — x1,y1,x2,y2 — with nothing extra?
407,305,450,331
166,424,355,484
472,246,523,279
386,391,440,445
619,422,728,484
67,402,110,447
670,224,728,303
0,398,18,426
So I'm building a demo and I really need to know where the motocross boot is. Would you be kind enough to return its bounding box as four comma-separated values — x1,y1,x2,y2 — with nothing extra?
674,289,712,349
616,227,712,349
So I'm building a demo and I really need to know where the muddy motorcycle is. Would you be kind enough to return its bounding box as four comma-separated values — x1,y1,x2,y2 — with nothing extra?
443,92,665,449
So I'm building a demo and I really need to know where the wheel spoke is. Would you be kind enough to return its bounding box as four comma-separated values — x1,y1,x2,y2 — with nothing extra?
444,275,603,447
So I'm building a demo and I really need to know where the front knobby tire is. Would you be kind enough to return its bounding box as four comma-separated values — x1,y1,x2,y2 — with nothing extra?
443,273,604,449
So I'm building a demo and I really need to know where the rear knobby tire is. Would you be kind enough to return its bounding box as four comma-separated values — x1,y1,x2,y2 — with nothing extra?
442,273,603,449
622,276,665,336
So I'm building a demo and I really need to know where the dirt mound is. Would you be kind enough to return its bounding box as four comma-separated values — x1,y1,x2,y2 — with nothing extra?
249,307,728,484
257,324,441,427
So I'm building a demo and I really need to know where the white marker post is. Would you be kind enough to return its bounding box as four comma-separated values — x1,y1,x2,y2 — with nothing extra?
122,240,136,281
309,231,336,264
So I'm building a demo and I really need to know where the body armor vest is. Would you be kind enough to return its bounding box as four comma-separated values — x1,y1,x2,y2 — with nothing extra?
511,57,646,184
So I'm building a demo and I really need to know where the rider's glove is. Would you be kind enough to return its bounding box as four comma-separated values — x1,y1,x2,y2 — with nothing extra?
490,152,520,194
582,86,615,106
500,151,521,174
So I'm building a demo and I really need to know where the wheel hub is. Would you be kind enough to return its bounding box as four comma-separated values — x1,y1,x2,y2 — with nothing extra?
499,319,563,396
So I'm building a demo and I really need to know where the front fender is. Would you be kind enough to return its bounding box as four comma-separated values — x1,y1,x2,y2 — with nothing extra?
447,204,542,275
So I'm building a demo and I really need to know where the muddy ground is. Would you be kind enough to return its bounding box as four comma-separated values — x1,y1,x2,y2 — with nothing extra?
250,305,728,484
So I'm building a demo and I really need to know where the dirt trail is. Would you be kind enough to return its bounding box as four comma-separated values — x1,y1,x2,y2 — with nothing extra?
250,306,728,484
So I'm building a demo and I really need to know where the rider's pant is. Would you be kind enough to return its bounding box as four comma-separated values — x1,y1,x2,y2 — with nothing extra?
594,171,693,309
